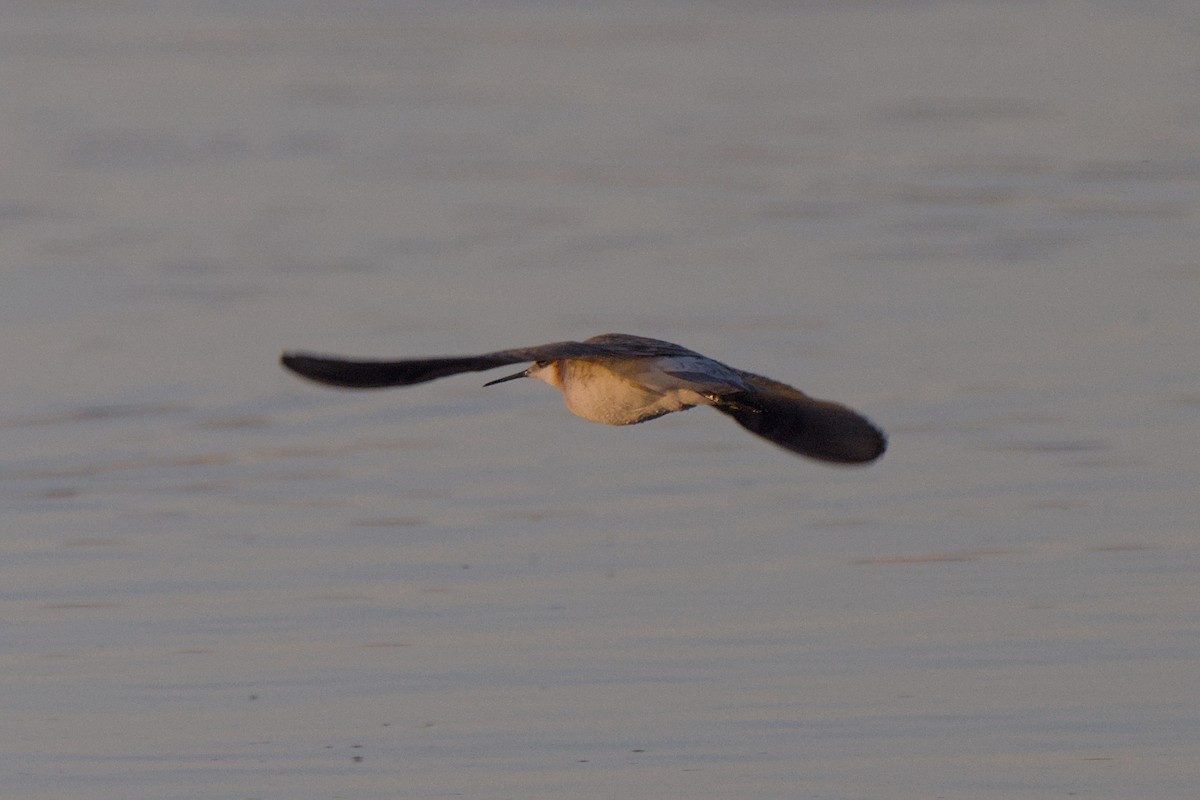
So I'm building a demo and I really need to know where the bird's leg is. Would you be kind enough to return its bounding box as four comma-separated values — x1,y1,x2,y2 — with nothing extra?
707,394,763,414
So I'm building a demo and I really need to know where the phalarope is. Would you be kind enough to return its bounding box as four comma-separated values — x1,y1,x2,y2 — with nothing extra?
281,333,885,464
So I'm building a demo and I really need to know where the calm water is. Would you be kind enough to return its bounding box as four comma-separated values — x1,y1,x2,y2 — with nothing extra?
3,2,1199,798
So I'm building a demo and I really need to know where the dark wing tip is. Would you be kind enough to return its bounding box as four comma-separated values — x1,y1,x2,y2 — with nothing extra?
280,352,317,376
280,352,418,388
281,350,534,388
812,408,887,464
721,399,887,465
715,373,888,465
281,352,361,387
280,352,307,372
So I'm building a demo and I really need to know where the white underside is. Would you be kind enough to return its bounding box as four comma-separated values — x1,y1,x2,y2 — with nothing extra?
531,357,748,425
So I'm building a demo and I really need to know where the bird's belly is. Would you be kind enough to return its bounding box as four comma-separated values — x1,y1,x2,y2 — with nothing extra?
561,380,706,425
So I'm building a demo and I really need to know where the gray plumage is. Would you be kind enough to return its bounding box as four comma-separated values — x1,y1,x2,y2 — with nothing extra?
281,333,886,465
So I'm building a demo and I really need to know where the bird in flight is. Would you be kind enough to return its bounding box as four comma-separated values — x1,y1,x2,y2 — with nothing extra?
280,333,885,465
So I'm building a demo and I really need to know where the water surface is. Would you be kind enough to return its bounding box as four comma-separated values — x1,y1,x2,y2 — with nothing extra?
3,3,1198,798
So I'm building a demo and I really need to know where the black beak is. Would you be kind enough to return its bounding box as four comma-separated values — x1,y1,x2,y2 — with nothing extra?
483,368,529,387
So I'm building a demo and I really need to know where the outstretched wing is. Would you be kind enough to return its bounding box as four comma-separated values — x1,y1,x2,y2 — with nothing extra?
582,333,706,360
280,334,703,389
280,340,602,389
716,371,887,465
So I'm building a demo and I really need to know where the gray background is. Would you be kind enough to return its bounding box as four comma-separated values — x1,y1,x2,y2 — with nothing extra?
4,2,1199,798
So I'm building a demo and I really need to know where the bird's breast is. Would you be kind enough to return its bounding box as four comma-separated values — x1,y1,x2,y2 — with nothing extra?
553,360,715,425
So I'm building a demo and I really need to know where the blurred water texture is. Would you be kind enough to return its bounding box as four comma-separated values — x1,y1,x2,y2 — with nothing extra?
2,2,1199,798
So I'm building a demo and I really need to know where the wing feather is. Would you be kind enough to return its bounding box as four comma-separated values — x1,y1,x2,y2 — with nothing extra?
280,336,700,389
716,371,887,464
280,341,597,389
